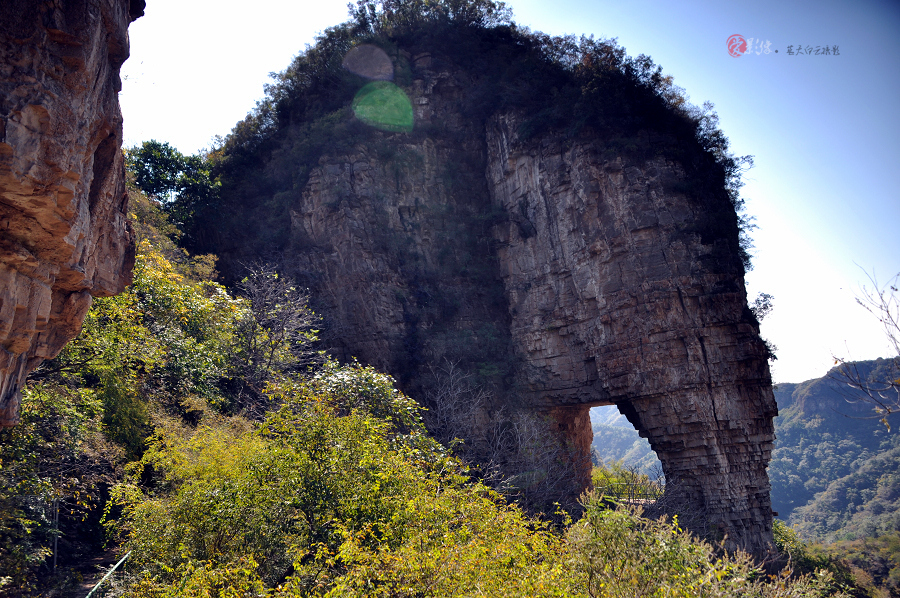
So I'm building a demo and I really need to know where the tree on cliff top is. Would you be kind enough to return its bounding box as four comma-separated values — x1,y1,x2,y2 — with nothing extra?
349,0,513,35
125,140,219,244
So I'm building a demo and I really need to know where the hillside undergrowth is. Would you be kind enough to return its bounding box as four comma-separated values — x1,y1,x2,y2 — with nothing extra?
0,183,852,597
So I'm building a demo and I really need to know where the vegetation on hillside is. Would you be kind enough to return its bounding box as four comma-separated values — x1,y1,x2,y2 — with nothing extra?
0,176,850,597
767,360,900,597
770,361,900,521
792,446,900,542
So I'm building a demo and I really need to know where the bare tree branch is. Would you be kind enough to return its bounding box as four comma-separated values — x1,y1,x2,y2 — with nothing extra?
832,270,900,430
231,263,323,417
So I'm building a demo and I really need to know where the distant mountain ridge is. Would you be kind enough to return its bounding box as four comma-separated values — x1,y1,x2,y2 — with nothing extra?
769,358,900,536
589,405,661,474
589,405,633,428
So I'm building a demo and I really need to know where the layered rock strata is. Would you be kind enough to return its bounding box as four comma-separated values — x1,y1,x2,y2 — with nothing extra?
0,0,142,425
486,114,777,554
279,58,777,554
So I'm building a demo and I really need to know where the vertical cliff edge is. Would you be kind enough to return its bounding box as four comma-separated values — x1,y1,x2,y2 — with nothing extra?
485,111,776,554
0,0,142,425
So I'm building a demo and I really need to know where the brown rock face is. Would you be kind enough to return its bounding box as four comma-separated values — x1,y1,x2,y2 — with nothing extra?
264,59,778,554
0,0,142,425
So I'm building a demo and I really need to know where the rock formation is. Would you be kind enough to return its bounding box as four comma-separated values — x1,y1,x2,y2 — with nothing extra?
278,59,778,555
486,112,777,554
0,0,142,425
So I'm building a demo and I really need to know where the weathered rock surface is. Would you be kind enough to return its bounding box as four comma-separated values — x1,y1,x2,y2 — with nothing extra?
0,0,142,425
486,114,777,554
251,56,778,554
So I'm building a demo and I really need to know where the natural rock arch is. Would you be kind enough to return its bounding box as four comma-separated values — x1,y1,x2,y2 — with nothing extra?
485,113,777,555
279,63,777,556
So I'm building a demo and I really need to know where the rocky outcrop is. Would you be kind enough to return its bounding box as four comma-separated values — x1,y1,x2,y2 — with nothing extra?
251,56,777,554
0,0,142,425
486,114,777,554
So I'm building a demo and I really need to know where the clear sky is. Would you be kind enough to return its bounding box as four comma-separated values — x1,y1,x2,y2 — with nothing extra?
119,0,900,385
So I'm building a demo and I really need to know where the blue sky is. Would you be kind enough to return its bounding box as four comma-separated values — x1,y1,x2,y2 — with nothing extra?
119,0,900,384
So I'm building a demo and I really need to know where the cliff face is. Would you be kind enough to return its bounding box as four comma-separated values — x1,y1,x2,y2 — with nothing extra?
289,64,511,391
275,55,778,555
486,113,777,553
0,0,142,425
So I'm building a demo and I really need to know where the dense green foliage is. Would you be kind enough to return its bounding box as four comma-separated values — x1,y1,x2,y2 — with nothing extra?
816,533,900,596
770,361,900,522
791,446,900,542
125,141,220,242
0,384,115,594
0,192,317,594
107,368,446,590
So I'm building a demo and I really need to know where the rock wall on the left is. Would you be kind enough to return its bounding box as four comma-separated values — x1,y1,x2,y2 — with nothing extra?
0,0,143,425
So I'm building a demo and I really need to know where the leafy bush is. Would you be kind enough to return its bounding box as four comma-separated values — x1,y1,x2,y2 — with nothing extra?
106,367,453,590
815,531,900,597
0,384,116,594
568,497,846,598
44,237,244,439
308,359,425,433
316,488,573,597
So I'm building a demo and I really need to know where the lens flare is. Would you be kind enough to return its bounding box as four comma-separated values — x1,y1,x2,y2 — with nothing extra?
342,44,394,81
352,81,414,133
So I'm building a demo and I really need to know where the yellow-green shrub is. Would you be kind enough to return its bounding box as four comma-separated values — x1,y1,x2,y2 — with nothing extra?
567,495,846,598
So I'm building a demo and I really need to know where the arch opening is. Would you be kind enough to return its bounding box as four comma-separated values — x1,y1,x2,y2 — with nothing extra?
589,405,665,504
